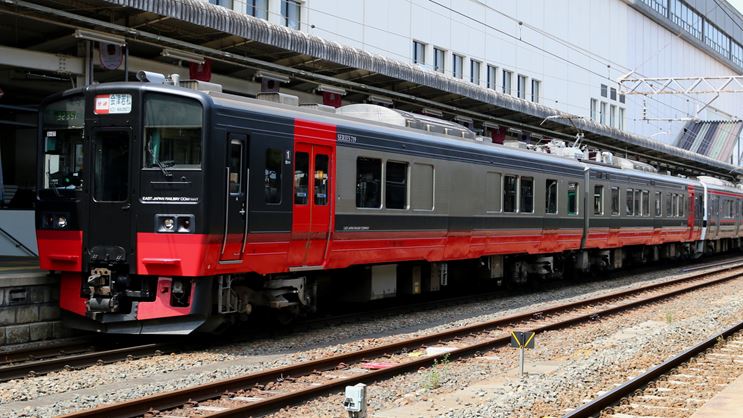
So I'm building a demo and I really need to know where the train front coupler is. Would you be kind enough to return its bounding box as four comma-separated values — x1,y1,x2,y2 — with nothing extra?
86,267,126,320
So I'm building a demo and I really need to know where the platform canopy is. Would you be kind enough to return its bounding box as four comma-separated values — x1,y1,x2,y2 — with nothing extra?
1,0,741,179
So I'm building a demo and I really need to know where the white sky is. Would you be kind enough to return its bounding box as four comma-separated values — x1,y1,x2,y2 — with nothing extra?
727,0,743,14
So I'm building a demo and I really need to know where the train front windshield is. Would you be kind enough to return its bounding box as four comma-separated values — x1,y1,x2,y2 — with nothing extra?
40,95,85,197
143,93,203,171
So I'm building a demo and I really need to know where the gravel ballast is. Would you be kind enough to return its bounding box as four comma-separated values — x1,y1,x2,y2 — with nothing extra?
0,263,740,417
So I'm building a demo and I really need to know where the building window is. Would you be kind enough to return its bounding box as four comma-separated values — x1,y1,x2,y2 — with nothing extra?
434,47,445,73
732,41,743,67
487,65,497,89
641,0,668,17
610,104,616,128
590,99,597,121
265,148,283,204
567,182,579,215
209,0,233,8
704,20,730,57
517,74,527,99
600,84,608,97
413,41,426,65
610,87,617,101
470,60,481,85
618,107,625,130
546,179,558,214
386,161,408,209
356,157,382,208
670,0,702,40
246,0,268,19
599,101,607,125
531,79,540,103
619,94,626,104
502,70,513,95
282,0,301,30
452,54,464,79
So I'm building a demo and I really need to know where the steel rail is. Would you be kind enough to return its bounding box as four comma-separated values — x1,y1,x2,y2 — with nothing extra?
0,343,173,382
60,266,743,418
563,319,743,418
0,341,95,367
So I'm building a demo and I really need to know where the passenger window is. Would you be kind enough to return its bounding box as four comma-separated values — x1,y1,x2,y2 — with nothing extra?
666,193,673,217
356,157,382,208
503,175,517,213
520,177,534,213
654,192,662,216
634,189,641,216
385,161,408,209
546,179,558,214
294,152,309,204
314,154,329,206
626,188,634,216
672,194,678,217
611,187,620,215
412,163,435,211
486,172,502,212
593,185,604,215
228,141,243,195
264,148,283,204
567,182,579,215
642,190,649,216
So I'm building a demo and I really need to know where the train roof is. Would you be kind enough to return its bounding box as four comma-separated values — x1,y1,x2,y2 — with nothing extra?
42,81,743,194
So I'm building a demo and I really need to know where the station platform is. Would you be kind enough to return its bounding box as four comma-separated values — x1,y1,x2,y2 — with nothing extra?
690,373,743,418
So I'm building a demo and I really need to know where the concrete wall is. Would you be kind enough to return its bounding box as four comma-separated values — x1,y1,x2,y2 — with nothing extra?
0,210,37,256
0,273,70,346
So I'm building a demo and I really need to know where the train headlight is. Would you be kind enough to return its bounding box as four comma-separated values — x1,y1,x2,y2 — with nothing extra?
57,216,68,229
156,214,195,233
163,217,175,231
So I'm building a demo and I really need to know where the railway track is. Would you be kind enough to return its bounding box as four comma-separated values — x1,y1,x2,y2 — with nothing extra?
0,341,177,383
2,255,739,386
59,263,743,418
565,320,743,418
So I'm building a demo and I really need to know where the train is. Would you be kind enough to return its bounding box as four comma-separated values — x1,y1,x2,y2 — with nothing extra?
35,74,743,334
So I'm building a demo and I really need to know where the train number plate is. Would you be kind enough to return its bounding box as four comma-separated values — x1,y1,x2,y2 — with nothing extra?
94,94,132,114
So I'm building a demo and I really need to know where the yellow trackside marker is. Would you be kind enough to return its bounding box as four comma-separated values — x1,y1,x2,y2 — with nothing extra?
510,330,536,377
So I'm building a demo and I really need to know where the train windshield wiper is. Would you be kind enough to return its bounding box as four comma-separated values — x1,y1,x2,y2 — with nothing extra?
147,141,173,177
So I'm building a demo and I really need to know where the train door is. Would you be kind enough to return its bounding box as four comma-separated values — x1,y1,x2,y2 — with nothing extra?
289,143,333,267
687,186,695,240
710,194,720,240
289,120,336,269
220,134,249,262
700,183,708,241
87,127,133,267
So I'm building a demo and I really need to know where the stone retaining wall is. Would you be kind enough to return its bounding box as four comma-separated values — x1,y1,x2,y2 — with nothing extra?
0,273,73,346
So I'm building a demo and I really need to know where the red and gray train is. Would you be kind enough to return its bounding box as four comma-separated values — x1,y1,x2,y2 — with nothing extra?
35,77,743,334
